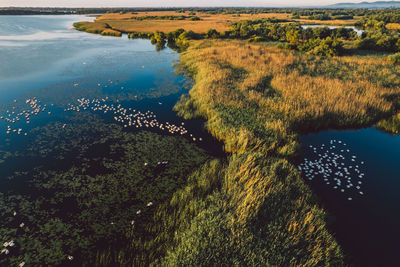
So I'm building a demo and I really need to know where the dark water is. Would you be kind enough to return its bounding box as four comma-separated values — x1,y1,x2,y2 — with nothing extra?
300,128,400,267
0,15,224,161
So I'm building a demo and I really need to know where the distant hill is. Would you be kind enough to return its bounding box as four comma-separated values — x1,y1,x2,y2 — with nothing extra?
327,1,400,8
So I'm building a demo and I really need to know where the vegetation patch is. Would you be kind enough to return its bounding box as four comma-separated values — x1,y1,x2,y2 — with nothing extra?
168,39,400,265
0,113,211,266
100,29,122,37
388,52,400,65
376,112,400,135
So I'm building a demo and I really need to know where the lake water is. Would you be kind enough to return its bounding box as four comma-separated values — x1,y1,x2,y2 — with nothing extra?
300,128,400,267
301,25,364,36
0,15,223,158
0,14,226,265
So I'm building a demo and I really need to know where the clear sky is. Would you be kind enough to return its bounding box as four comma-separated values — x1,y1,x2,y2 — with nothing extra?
0,0,388,8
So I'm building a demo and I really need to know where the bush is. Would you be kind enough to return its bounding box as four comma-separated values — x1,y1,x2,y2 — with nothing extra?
190,16,201,21
308,14,331,20
248,36,268,42
354,32,400,52
206,29,220,39
299,37,343,57
101,29,122,37
277,42,295,50
388,52,400,65
333,15,354,20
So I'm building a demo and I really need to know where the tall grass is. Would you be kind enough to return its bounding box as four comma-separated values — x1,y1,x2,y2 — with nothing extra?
168,39,400,265
91,159,226,266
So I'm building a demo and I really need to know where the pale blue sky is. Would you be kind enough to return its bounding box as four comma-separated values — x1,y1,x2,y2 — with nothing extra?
0,0,387,8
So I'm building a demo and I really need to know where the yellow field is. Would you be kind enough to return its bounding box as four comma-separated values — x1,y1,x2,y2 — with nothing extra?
78,11,362,35
177,40,399,153
95,11,292,33
387,23,400,30
295,16,361,26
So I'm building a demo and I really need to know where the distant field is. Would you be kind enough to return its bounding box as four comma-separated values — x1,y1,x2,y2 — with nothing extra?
95,11,292,33
75,11,363,36
387,23,400,30
296,16,361,26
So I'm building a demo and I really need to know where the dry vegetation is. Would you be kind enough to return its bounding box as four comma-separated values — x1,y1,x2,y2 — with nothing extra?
95,11,290,33
386,22,400,30
296,16,361,26
162,40,400,265
177,40,399,153
84,11,357,34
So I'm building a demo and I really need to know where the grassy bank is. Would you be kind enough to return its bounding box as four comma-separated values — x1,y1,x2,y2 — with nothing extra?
166,39,400,265
73,22,121,37
376,112,400,134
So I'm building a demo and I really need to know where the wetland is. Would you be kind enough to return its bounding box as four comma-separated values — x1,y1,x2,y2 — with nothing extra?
1,9,400,266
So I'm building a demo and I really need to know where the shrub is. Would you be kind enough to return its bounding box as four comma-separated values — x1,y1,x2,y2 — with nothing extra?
388,52,400,65
355,32,400,52
206,29,220,39
248,36,268,42
299,37,343,57
333,15,354,20
190,16,201,21
101,29,122,37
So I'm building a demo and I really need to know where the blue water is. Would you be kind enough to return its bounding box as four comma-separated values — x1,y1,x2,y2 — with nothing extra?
0,15,223,159
0,16,179,102
0,15,225,265
300,128,400,267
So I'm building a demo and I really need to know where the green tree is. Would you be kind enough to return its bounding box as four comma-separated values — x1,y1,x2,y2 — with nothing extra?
286,29,300,45
206,29,220,39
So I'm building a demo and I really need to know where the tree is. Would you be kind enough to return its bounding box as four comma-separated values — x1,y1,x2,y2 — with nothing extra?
206,29,220,39
286,29,300,45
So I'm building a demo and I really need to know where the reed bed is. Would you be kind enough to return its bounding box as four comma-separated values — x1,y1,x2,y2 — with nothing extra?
166,39,400,265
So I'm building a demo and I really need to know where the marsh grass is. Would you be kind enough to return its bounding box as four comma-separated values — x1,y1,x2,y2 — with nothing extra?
165,39,400,265
73,22,122,36
73,22,110,34
376,112,400,135
178,40,399,137
100,29,122,37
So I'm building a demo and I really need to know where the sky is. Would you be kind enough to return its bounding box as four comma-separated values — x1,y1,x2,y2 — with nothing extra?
0,0,388,8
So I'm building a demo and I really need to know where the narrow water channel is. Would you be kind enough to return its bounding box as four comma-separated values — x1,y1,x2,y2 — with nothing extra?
300,128,400,266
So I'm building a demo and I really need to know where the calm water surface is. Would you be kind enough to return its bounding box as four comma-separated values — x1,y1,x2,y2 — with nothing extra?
300,128,400,267
0,15,226,265
0,15,223,159
301,25,364,35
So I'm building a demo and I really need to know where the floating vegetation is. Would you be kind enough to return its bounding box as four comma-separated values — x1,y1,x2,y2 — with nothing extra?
298,139,366,200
